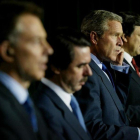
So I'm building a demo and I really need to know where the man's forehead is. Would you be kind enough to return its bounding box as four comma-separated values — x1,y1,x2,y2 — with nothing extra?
15,14,46,37
105,20,123,33
73,47,90,60
133,26,140,32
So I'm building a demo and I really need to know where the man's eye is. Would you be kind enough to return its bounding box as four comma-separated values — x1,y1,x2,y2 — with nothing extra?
32,38,41,44
77,65,85,68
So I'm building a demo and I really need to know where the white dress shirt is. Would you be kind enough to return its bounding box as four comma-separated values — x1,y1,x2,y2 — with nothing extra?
124,51,135,70
41,78,73,111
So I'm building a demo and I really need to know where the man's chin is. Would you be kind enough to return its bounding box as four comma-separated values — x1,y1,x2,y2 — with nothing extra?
109,57,117,63
74,86,82,93
30,73,45,81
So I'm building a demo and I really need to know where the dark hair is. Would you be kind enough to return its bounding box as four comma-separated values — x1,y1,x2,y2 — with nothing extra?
46,27,91,78
118,11,140,36
81,10,122,39
0,1,44,44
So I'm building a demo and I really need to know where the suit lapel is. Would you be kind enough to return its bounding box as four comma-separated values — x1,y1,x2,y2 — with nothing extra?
130,67,140,85
124,59,140,85
41,84,90,140
0,82,37,137
90,60,127,123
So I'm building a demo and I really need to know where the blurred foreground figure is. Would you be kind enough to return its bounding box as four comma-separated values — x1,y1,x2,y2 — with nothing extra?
35,28,93,140
0,1,60,140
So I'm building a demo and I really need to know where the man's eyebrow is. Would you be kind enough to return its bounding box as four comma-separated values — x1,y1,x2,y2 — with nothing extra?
77,62,88,67
112,32,123,36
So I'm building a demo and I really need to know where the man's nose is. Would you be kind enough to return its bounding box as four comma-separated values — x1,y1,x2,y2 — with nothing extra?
84,64,92,76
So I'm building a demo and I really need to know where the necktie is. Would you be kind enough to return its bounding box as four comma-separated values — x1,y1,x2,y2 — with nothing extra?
70,95,87,132
23,96,38,132
102,63,127,107
131,58,140,77
102,63,115,89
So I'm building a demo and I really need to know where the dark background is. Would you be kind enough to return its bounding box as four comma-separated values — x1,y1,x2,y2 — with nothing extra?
1,0,140,65
28,0,140,35
32,0,140,66
34,0,140,65
1,0,140,37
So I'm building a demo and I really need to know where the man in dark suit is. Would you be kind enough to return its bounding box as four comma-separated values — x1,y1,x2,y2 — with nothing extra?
74,10,140,140
134,55,140,68
0,1,58,140
35,28,92,140
118,12,140,126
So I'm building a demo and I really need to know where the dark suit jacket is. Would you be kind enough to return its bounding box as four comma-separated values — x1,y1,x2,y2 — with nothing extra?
124,59,140,126
0,82,57,140
36,82,92,140
74,60,138,140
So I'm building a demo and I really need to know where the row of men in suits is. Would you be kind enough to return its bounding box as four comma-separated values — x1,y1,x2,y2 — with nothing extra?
32,10,140,140
1,1,140,140
74,10,140,140
0,1,93,140
29,10,140,140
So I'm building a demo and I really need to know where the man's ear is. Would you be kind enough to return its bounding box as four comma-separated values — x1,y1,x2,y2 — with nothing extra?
51,65,60,75
122,34,127,43
90,31,98,45
0,41,15,62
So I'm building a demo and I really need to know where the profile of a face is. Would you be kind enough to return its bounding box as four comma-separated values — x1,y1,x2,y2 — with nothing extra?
59,46,92,93
96,20,123,62
125,26,140,56
12,14,53,81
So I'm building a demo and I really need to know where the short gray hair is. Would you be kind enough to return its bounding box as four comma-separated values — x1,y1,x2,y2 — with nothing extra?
81,10,122,38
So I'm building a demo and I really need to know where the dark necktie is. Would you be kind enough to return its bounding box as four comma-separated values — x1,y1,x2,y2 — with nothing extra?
102,63,115,89
131,58,140,77
23,96,38,132
102,63,127,107
70,95,87,132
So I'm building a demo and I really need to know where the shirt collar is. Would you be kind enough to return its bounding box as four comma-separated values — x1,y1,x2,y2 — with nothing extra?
0,71,28,104
124,52,134,69
90,53,103,69
41,78,72,111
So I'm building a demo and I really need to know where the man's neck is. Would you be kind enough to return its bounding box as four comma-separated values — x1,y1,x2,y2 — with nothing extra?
0,69,30,89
